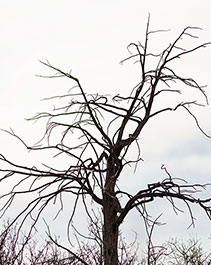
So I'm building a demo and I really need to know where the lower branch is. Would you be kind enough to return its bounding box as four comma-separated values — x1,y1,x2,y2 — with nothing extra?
117,176,211,226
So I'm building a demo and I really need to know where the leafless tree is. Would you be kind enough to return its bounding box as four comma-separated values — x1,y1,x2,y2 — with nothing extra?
0,18,211,265
141,236,211,265
0,218,139,265
1,218,210,265
165,237,211,265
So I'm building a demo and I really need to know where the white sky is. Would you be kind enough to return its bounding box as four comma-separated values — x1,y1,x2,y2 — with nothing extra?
1,0,211,255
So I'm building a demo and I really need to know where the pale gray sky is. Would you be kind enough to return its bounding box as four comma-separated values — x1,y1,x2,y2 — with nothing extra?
1,0,211,254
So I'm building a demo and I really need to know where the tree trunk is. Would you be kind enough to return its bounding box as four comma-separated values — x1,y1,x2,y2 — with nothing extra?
103,192,119,265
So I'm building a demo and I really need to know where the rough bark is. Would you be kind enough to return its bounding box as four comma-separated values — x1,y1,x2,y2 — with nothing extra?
103,193,119,265
103,155,121,265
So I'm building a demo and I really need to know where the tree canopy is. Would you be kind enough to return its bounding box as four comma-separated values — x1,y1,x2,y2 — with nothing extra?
0,19,211,264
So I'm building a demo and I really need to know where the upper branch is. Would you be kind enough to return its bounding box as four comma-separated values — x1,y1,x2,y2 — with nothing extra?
112,25,211,159
39,60,113,147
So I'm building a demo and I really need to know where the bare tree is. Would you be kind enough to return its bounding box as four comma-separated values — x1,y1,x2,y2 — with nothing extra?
0,217,139,265
166,237,211,265
141,236,211,265
0,18,211,265
1,218,210,265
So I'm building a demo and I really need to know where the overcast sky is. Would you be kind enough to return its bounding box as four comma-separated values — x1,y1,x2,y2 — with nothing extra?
1,0,211,254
